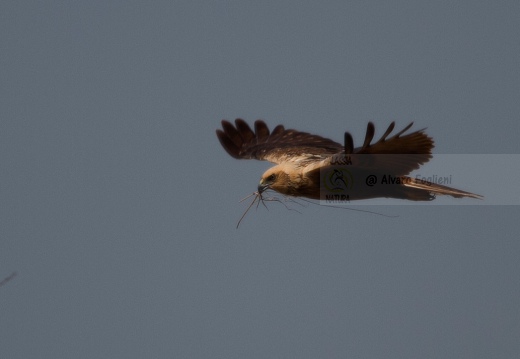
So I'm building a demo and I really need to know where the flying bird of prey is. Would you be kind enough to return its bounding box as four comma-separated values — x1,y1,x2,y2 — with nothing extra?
216,119,481,204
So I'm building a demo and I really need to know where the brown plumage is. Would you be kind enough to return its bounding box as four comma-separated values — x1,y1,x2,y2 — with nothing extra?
216,119,481,202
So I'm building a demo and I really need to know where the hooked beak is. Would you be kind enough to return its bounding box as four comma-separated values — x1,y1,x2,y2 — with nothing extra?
258,179,269,193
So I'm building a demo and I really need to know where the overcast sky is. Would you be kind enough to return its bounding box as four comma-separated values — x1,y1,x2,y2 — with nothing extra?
1,1,519,358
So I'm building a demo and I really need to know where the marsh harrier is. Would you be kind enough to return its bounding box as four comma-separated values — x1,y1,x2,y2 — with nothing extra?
216,119,481,203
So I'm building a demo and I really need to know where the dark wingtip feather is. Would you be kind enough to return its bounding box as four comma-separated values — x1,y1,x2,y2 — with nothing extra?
234,119,255,142
344,132,354,154
221,120,242,145
393,122,414,138
254,120,270,141
362,122,375,149
268,124,286,141
216,129,241,158
380,122,396,141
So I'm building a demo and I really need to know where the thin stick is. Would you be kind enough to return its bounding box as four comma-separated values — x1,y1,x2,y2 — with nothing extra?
296,197,398,218
237,192,260,228
263,196,303,214
239,192,258,203
0,272,17,288
236,190,398,228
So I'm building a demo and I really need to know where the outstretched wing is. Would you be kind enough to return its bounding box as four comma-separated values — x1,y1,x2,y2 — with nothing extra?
216,119,343,165
339,122,434,175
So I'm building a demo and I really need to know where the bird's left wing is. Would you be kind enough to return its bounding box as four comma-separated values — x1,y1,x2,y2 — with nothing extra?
216,119,343,165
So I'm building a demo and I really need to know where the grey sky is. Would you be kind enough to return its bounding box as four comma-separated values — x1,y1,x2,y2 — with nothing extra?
1,1,519,358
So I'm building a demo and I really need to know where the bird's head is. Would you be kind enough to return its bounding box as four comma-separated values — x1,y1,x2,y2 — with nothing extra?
258,165,292,195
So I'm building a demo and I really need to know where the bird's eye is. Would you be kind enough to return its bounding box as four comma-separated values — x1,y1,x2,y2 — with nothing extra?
267,174,276,182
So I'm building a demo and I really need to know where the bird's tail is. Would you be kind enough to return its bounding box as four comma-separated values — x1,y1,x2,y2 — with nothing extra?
401,176,482,200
